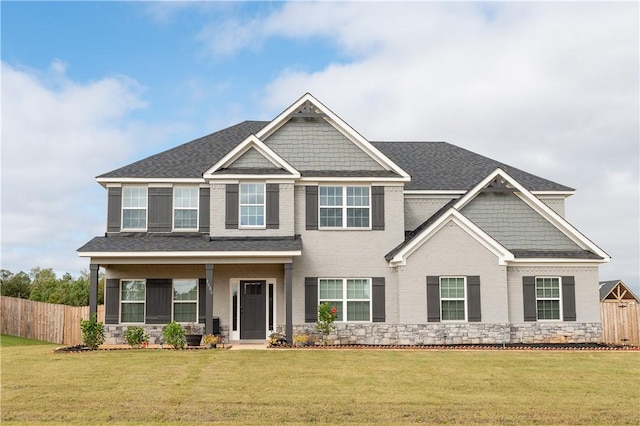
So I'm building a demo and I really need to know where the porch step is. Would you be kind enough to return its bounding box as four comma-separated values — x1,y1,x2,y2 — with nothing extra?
228,340,268,350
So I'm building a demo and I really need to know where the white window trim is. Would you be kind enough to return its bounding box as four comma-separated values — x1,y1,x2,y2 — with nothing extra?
120,279,146,324
318,278,372,322
121,186,148,231
318,186,372,230
239,183,266,229
172,279,199,324
535,276,563,321
440,276,467,322
172,186,199,231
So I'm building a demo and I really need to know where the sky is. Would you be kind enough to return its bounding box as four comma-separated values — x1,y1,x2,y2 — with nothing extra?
1,1,638,294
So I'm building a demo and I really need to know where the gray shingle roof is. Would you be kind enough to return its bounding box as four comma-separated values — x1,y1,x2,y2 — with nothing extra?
98,121,268,179
98,122,571,192
510,250,603,259
372,141,574,192
78,234,302,253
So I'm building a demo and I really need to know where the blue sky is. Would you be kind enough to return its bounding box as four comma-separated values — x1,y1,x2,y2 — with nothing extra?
2,1,639,294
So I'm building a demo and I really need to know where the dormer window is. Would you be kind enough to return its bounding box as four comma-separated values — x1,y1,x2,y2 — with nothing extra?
122,186,147,230
240,183,265,228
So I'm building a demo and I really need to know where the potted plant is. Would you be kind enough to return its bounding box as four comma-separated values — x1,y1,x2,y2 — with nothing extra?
203,334,219,349
184,322,203,347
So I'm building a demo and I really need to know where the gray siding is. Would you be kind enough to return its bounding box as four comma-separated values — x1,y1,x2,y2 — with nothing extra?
404,197,453,231
292,185,405,324
538,196,566,217
263,119,386,172
460,192,581,251
397,221,509,324
230,147,280,169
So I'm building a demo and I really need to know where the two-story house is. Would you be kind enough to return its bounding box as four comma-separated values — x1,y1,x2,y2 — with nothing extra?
78,93,609,345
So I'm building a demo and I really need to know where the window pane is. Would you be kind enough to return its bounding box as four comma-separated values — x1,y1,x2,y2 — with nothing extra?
121,303,144,323
174,302,197,323
241,205,264,226
441,300,465,321
123,209,146,229
174,279,197,301
122,280,145,301
440,278,465,299
537,300,560,320
346,208,369,227
174,209,197,229
346,187,369,207
320,187,342,207
174,187,198,208
240,184,264,204
319,279,343,299
347,279,370,299
123,187,147,208
320,208,343,227
347,301,370,321
536,277,560,298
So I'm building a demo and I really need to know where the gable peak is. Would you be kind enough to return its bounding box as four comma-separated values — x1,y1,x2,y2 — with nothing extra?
288,99,327,119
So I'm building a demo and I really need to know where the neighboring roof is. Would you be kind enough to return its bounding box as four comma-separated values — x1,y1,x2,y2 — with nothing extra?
78,234,302,253
599,280,640,301
371,141,574,192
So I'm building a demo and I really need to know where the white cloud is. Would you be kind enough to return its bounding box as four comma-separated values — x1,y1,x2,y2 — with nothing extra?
199,2,640,290
1,62,146,275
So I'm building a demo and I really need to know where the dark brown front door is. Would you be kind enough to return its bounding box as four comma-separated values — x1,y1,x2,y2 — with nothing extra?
240,280,266,339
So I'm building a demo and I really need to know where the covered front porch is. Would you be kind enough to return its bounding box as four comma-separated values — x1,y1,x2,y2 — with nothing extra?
78,234,301,343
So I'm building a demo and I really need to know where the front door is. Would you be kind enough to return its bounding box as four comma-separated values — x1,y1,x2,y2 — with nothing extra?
240,280,266,339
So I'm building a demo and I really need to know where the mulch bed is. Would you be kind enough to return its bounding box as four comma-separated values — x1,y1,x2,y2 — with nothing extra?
275,343,640,351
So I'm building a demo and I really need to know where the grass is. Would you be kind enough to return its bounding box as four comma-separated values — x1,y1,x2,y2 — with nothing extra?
1,341,639,425
0,334,52,347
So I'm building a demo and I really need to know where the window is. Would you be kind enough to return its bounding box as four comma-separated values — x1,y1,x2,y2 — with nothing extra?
440,277,466,321
536,277,561,320
319,186,370,228
174,187,198,230
240,183,265,227
319,278,371,321
122,186,147,230
121,280,145,323
173,279,198,323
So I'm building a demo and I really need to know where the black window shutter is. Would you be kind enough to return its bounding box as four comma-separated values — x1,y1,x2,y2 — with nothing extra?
372,277,386,322
371,186,385,230
426,276,440,322
225,184,239,229
467,276,481,322
198,278,206,324
562,276,576,321
148,187,172,232
105,279,120,324
107,187,122,232
523,276,537,321
305,277,318,323
199,187,210,233
266,183,279,229
305,186,318,230
145,279,172,324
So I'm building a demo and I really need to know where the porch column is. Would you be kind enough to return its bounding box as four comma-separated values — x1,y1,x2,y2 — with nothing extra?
89,264,99,320
285,263,293,343
205,264,214,334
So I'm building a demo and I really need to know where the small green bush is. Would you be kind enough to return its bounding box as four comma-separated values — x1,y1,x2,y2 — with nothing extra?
80,314,105,350
124,326,149,348
163,321,186,349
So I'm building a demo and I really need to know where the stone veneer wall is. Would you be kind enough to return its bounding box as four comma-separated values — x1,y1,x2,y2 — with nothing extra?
286,322,602,345
103,324,230,345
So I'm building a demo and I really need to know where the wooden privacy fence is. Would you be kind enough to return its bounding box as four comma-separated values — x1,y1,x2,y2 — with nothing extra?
0,296,104,346
600,300,640,345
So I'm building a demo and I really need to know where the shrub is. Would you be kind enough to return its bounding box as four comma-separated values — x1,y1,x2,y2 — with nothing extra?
316,302,337,344
163,321,186,349
80,314,105,350
124,326,149,348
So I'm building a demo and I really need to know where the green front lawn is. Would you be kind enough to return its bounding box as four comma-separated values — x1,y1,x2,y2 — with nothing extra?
0,334,53,347
1,345,638,424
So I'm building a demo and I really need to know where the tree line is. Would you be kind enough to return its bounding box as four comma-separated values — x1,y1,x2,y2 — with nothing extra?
0,267,105,306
